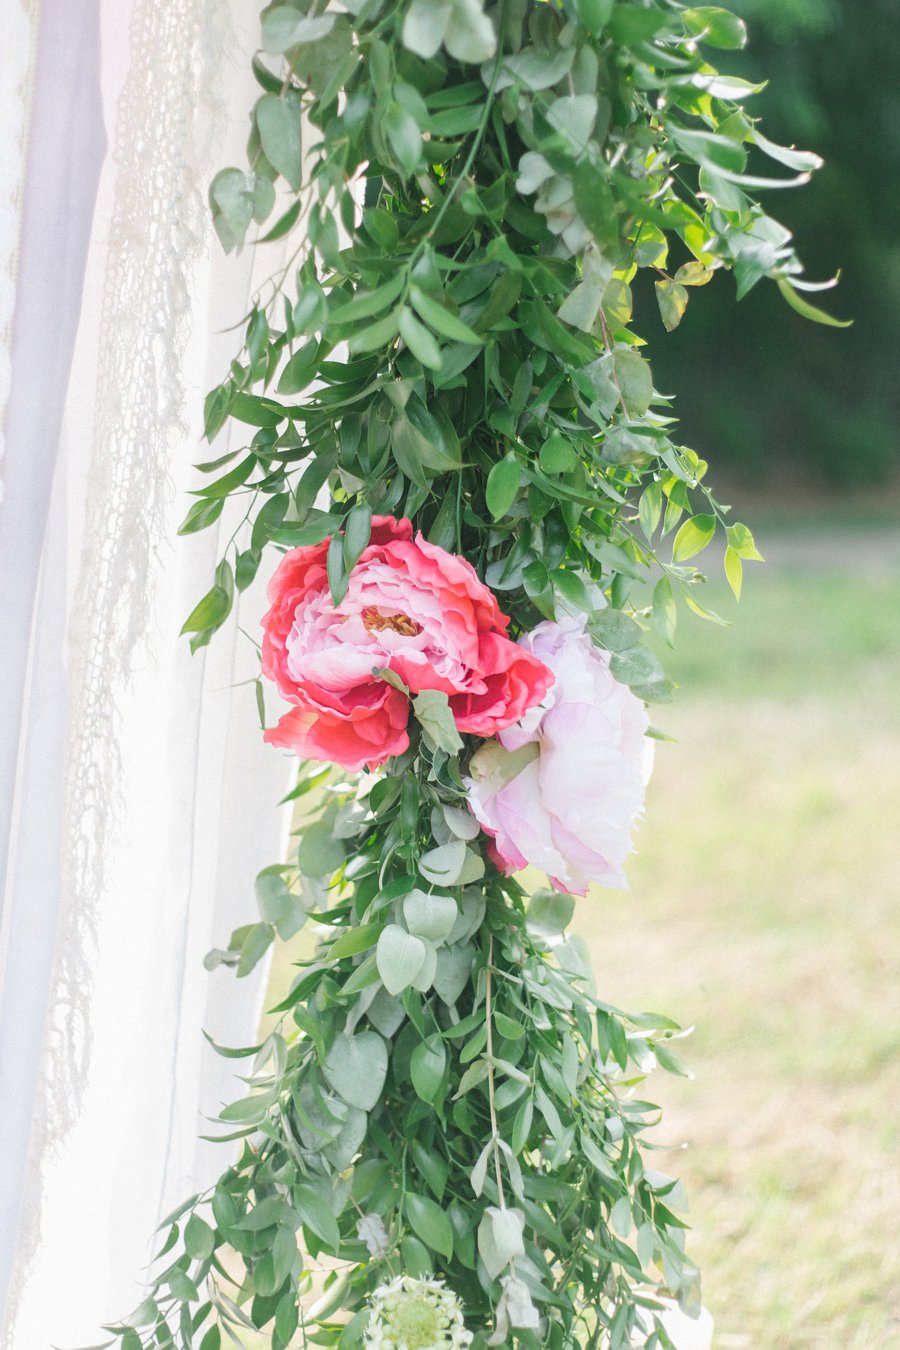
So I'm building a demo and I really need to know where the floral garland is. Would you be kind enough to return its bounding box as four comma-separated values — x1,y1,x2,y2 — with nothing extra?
91,1,837,1348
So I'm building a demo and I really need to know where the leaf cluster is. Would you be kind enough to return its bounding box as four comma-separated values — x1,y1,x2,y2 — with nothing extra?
179,0,820,666
96,749,695,1350
97,1,837,1346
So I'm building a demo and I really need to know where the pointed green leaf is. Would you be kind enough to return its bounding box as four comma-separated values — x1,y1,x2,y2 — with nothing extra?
399,307,443,370
410,285,483,345
406,1192,453,1259
486,454,520,521
776,278,852,328
724,545,743,600
652,576,677,647
671,513,716,562
682,6,747,49
384,103,423,177
726,522,764,561
655,279,689,331
410,1035,447,1101
347,307,401,356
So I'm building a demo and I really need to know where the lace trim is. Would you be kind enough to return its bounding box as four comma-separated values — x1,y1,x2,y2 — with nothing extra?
57,0,230,1138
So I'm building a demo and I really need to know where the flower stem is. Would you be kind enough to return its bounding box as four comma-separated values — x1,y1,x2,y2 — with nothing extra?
484,936,506,1210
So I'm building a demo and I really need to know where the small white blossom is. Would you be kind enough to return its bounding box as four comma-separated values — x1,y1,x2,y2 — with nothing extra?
365,1275,472,1350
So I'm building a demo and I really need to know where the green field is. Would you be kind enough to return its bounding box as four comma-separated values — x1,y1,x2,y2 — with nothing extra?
572,521,900,1347
265,517,900,1348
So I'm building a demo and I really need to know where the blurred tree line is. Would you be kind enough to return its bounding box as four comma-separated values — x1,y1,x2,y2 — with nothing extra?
641,0,900,487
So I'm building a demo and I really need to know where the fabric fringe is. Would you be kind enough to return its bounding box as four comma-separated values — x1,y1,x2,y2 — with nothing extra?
3,0,232,1337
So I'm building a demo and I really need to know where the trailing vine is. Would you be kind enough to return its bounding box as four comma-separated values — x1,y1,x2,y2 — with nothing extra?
92,2,837,1348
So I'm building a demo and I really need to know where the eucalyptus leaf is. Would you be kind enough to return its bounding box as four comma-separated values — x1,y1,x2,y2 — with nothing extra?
526,890,575,936
376,925,428,996
413,689,464,754
445,0,496,63
322,1032,388,1111
323,1105,368,1169
433,942,476,1005
478,1206,525,1278
255,93,303,191
496,45,575,91
402,0,452,58
262,8,336,54
402,890,458,945
209,168,254,252
297,822,345,877
419,840,467,886
410,939,438,992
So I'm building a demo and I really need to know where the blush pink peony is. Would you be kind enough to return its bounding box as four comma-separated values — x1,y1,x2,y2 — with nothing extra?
260,515,552,772
464,617,651,895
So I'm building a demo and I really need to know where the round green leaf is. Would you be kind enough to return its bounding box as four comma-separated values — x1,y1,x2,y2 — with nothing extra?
477,1206,525,1278
445,0,496,63
402,0,451,58
433,942,476,1005
376,925,428,996
419,840,467,886
322,1031,388,1111
402,890,458,945
574,0,613,34
255,93,302,191
526,889,575,936
539,434,576,474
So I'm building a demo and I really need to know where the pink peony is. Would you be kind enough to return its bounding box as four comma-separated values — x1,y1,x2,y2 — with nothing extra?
464,617,651,895
261,515,552,772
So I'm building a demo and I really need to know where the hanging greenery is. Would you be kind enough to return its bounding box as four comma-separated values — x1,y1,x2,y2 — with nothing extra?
93,1,838,1348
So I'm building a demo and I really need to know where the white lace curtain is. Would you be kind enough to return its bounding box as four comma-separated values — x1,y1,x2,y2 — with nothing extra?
0,1,291,1342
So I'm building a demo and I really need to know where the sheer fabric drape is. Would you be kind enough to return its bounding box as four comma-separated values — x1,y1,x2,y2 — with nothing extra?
0,1,292,1342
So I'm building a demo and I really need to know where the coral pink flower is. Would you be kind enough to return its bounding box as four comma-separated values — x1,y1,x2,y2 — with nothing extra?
465,617,651,895
261,516,552,772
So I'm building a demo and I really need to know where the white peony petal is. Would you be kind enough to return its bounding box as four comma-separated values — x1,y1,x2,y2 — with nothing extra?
466,618,649,895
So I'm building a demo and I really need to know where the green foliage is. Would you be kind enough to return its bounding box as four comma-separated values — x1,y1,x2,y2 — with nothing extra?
100,753,695,1350
92,0,836,1346
651,0,898,486
177,0,828,660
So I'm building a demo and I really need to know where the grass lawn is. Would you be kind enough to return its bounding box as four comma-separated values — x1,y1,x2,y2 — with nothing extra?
264,516,900,1348
570,523,900,1347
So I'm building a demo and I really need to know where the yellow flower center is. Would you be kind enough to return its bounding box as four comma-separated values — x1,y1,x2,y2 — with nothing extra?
362,607,423,638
